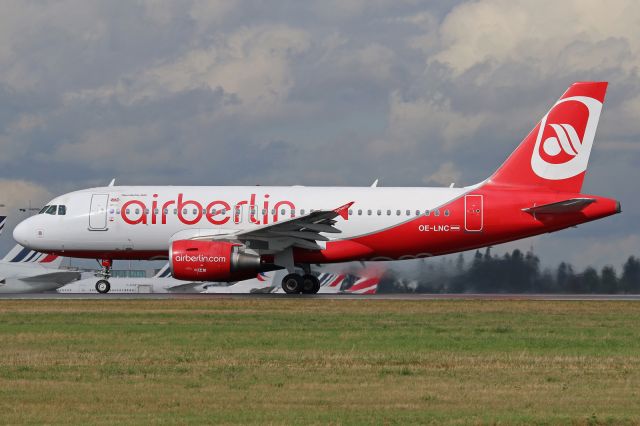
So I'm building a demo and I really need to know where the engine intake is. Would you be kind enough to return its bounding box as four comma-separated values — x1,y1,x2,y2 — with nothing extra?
170,240,262,282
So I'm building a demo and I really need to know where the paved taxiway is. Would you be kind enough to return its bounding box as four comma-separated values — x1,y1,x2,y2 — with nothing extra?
2,293,640,300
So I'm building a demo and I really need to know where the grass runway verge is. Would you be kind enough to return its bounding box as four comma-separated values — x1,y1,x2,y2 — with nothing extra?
0,299,639,424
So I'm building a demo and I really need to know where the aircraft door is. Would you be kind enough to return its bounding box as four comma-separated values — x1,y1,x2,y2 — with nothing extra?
464,194,483,232
89,194,109,230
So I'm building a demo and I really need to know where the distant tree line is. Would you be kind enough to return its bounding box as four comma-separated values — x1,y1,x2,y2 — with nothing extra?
378,248,640,294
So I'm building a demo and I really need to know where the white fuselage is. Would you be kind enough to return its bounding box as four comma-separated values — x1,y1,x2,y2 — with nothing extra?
58,276,206,293
14,185,467,256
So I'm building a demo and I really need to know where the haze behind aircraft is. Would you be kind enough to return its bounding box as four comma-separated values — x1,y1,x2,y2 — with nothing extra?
0,215,80,293
13,82,620,294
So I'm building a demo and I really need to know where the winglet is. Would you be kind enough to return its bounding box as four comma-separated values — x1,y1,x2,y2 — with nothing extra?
334,202,354,220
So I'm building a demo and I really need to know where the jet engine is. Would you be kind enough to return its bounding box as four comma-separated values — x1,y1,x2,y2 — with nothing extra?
170,240,263,281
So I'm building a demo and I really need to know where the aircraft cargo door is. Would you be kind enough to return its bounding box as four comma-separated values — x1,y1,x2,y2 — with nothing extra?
89,194,109,230
464,194,483,232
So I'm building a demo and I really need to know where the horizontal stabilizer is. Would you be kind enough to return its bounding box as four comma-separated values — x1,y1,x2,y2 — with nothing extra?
522,198,596,215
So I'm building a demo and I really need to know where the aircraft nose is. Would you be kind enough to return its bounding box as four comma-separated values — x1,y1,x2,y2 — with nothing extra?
13,218,33,247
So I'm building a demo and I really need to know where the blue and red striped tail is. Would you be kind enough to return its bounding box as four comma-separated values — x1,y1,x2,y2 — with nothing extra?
2,244,61,266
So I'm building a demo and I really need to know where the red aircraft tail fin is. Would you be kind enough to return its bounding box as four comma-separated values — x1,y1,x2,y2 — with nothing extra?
488,82,608,193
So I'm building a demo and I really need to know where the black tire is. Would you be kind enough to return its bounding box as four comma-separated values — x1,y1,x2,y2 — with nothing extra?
301,274,321,294
281,273,302,294
95,280,111,294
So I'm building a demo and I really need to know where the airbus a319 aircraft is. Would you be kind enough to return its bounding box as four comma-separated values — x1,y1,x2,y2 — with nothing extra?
13,82,620,294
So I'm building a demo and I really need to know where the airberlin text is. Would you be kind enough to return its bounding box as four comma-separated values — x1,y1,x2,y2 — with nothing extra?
175,254,226,263
121,193,295,226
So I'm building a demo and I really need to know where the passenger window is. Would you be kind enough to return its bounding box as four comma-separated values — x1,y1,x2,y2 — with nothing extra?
46,205,57,215
444,209,450,216
145,209,149,214
222,209,227,215
368,210,372,215
301,209,306,215
425,210,430,216
126,209,130,214
163,209,168,215
135,209,140,215
358,209,362,215
386,210,391,216
349,209,353,216
281,209,285,215
192,209,197,215
154,208,159,215
173,209,177,215
182,209,187,215
396,210,401,216
415,210,420,216
58,205,67,215
117,209,121,214
434,209,440,216
406,210,410,216
377,210,381,216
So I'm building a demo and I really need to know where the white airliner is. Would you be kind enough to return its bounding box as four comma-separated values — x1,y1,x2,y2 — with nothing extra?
58,264,206,293
13,82,620,294
0,215,80,293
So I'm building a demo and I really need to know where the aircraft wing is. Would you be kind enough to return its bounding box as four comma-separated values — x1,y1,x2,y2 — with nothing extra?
522,198,596,215
164,281,204,292
194,202,354,252
19,271,81,285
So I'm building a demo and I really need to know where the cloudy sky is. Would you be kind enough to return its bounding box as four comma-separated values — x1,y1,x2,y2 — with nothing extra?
0,0,638,270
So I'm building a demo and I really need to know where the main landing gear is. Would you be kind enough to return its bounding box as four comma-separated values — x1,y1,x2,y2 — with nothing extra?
95,259,112,294
281,273,321,294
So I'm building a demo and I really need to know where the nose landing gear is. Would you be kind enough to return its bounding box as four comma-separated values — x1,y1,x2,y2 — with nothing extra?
95,259,112,294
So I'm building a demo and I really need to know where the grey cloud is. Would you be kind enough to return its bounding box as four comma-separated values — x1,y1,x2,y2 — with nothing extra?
0,0,637,268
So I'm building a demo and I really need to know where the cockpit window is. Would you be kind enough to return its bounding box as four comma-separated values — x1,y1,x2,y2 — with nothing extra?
39,205,50,214
58,205,66,215
46,205,57,215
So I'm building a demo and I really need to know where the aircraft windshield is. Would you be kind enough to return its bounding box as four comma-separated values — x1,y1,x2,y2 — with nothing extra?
38,205,50,214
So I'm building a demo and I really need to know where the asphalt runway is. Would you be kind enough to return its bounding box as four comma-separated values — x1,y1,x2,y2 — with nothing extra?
2,293,640,301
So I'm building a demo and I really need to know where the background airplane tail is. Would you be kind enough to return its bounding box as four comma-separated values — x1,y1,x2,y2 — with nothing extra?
154,263,172,278
2,244,62,267
488,82,608,193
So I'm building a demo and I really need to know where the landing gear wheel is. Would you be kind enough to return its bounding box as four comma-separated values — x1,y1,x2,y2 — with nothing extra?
282,273,303,294
301,274,321,294
96,280,111,294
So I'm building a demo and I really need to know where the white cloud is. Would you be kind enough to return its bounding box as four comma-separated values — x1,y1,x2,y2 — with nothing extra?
422,162,461,186
0,179,51,211
432,0,640,77
371,90,488,155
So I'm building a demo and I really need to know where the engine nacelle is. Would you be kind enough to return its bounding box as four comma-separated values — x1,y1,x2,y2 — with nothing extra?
170,240,262,282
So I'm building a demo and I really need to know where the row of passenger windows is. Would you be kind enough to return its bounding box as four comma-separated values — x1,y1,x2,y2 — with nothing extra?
115,207,450,217
38,205,66,215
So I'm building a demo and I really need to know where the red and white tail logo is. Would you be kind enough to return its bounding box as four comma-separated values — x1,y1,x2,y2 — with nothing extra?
489,82,607,193
531,95,602,180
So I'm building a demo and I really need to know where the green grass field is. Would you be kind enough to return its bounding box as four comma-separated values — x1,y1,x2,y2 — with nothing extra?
0,299,639,425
